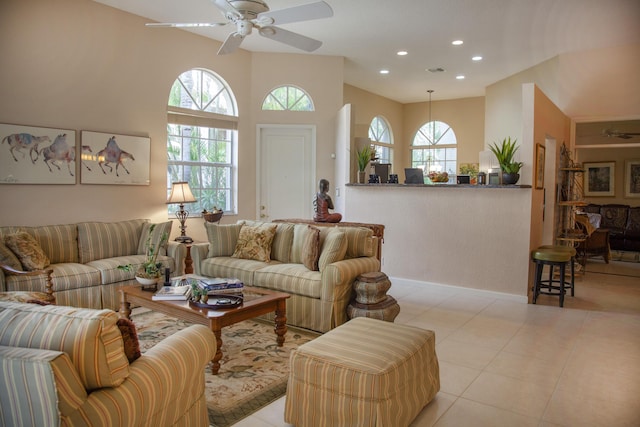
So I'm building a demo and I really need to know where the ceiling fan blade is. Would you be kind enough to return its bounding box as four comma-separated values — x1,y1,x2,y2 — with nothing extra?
212,0,241,19
146,22,226,28
259,26,322,52
217,32,245,55
257,1,333,26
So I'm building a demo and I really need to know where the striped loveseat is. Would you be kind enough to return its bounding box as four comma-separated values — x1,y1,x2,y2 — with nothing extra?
0,301,215,426
191,220,381,333
0,220,186,310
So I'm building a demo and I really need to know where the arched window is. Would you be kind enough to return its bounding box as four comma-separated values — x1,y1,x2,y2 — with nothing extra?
262,85,314,111
167,68,238,215
368,116,393,164
411,121,457,183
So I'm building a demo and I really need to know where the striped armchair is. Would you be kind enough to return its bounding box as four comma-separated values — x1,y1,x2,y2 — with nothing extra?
0,301,215,427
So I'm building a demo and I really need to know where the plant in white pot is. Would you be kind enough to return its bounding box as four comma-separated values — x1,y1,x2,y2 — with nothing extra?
118,224,168,288
488,137,523,185
356,145,373,184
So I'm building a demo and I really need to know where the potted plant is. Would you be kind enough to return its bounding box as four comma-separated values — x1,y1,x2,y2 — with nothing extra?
118,224,168,289
488,137,523,185
356,145,373,183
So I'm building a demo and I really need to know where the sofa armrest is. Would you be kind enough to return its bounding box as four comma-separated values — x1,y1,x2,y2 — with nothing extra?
190,243,210,275
167,242,187,276
1,345,87,427
0,265,55,302
64,324,216,426
321,256,381,328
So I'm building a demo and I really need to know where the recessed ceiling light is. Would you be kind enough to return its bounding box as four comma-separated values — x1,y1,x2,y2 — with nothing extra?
456,75,465,80
452,40,463,46
397,50,408,56
427,67,446,73
472,56,483,61
380,69,390,74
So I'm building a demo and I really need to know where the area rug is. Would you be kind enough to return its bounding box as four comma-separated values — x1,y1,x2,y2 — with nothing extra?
131,308,319,427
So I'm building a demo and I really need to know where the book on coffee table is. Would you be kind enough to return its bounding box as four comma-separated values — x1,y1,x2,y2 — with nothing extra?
152,285,191,301
197,278,244,293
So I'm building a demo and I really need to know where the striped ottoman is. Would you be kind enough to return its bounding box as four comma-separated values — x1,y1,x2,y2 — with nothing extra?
285,317,440,427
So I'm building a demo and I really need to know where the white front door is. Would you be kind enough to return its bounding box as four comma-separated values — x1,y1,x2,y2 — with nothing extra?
257,125,316,221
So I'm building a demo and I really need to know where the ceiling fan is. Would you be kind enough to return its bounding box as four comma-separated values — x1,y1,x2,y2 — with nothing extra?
603,129,640,139
146,0,333,55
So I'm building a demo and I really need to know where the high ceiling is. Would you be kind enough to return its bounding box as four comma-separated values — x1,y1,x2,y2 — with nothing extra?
94,0,640,103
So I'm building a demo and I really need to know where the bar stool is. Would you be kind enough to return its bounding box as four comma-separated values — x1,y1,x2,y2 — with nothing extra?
538,245,577,297
531,247,573,307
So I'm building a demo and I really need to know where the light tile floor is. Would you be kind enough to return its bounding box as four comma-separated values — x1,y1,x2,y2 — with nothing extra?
232,261,640,427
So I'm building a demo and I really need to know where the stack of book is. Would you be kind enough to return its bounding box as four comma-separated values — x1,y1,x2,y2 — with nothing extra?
151,284,191,301
197,277,244,295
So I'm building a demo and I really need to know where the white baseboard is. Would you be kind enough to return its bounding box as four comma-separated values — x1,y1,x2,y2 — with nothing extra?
389,276,529,304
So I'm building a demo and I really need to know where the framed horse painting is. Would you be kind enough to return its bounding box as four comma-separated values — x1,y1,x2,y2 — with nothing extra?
80,131,150,185
0,123,76,184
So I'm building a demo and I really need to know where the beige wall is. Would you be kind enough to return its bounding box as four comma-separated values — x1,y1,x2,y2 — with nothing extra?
403,97,486,172
0,0,343,244
576,147,640,207
343,85,405,171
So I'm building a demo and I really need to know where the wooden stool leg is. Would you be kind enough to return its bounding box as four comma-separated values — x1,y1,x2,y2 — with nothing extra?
559,264,565,307
570,257,575,297
533,261,543,304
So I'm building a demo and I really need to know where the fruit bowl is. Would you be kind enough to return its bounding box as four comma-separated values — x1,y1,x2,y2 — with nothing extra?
428,172,449,183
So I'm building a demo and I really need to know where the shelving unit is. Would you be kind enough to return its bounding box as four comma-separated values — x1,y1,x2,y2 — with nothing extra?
555,145,587,263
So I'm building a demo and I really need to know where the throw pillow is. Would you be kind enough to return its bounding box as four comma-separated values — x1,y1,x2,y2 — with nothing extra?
0,242,22,271
318,228,347,271
137,221,172,256
301,225,320,271
116,318,142,363
4,232,50,271
232,224,278,262
205,223,244,257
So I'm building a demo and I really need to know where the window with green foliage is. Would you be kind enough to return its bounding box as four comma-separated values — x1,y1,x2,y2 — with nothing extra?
262,85,314,111
368,116,393,164
411,121,457,182
167,69,238,216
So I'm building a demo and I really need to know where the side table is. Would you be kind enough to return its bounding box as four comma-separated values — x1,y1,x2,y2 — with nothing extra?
183,243,194,274
347,272,400,322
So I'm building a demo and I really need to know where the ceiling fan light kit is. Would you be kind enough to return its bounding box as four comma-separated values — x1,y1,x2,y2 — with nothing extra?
146,0,333,55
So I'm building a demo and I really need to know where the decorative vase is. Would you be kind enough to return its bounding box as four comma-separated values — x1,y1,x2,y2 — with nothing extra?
502,172,520,185
357,171,366,184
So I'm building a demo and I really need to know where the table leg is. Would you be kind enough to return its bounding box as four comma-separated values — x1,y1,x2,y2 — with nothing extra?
120,292,131,320
211,328,223,375
274,300,287,347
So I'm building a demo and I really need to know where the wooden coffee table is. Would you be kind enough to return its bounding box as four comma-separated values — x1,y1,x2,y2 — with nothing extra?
119,284,290,375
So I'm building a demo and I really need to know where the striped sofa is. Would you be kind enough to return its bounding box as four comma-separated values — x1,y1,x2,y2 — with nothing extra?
0,220,186,310
0,301,215,426
191,220,381,333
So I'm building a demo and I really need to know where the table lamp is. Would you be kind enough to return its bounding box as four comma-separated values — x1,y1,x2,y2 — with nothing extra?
167,181,197,243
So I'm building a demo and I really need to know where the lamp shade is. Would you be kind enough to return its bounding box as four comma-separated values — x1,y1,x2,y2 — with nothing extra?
166,182,196,204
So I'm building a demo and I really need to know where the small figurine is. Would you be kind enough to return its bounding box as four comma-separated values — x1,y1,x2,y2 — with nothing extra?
313,179,342,223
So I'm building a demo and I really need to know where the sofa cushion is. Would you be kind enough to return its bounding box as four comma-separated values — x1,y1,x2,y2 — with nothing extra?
242,221,295,263
205,223,243,257
342,227,375,259
232,224,277,262
22,224,79,264
4,232,50,271
77,219,146,264
253,263,322,298
0,301,130,391
318,228,348,272
137,221,172,257
301,226,321,271
199,256,275,285
0,242,22,271
87,255,174,285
